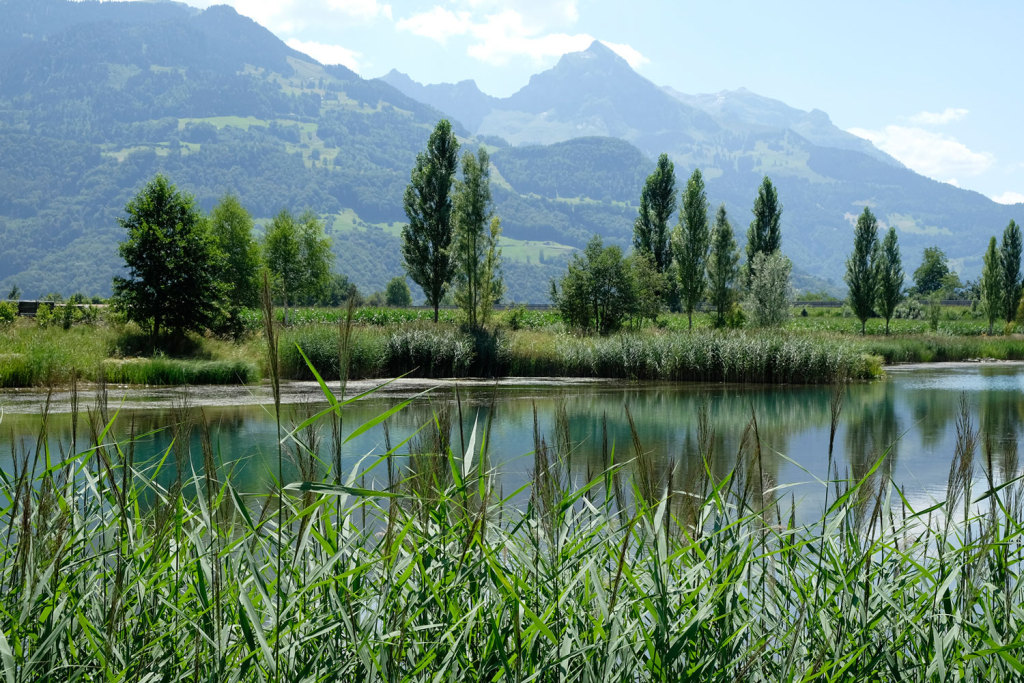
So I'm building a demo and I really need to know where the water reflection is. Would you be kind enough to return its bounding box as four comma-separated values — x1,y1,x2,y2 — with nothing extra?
3,364,1024,518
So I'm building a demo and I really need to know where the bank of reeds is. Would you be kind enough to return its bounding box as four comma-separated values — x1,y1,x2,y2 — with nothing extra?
1,375,1022,681
278,324,881,383
101,357,259,385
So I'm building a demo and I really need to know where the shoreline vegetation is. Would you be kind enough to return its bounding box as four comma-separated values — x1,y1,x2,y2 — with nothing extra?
1,351,1022,680
7,303,1024,388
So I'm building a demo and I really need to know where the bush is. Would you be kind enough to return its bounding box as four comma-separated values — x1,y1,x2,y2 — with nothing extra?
0,300,16,325
505,304,528,331
744,251,792,328
385,276,412,307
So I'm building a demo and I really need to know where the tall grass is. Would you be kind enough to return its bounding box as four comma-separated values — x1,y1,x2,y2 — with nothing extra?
101,357,259,385
278,325,881,383
1,375,1022,680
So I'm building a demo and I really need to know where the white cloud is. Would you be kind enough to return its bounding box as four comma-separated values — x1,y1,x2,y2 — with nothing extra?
326,0,392,21
848,125,993,184
286,39,362,71
397,4,646,68
396,6,474,43
909,108,969,126
992,191,1024,205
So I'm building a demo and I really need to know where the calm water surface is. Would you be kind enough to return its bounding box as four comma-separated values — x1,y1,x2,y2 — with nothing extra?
2,364,1021,516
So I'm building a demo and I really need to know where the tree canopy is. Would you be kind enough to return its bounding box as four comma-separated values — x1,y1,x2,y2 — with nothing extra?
209,193,260,334
452,148,503,327
632,153,677,273
875,227,904,335
845,207,879,334
913,246,951,296
672,168,710,329
112,174,223,345
706,204,740,328
981,236,1004,334
1000,220,1022,322
263,209,332,322
745,176,782,285
401,119,460,322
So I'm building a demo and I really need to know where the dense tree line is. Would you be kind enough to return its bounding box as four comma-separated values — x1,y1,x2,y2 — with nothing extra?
111,174,377,345
553,158,792,334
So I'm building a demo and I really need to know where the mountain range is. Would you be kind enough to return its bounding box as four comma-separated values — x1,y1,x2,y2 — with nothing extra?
0,0,1019,302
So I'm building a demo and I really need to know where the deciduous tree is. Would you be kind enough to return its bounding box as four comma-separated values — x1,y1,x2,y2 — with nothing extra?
1000,219,1022,322
672,168,710,329
745,251,792,328
452,148,503,327
551,236,634,335
845,207,879,334
981,235,1004,334
913,246,950,296
875,227,904,335
401,119,460,323
112,175,223,346
263,209,332,323
707,204,740,328
745,176,782,286
209,193,260,334
632,153,677,273
385,276,412,307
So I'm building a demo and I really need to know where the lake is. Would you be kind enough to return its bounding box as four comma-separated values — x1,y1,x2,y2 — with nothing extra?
1,363,1021,518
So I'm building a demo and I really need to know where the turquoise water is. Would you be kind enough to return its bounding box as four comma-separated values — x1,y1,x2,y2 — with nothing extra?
1,364,1020,515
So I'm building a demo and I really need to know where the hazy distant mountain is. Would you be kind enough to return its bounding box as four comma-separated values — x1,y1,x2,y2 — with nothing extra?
381,40,1022,284
0,1,1019,303
379,70,499,132
663,86,900,167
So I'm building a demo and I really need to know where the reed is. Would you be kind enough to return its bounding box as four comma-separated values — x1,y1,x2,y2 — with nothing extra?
1,368,1022,681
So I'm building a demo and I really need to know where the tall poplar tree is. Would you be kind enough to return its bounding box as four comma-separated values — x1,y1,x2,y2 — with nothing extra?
875,227,904,335
401,119,459,322
745,176,782,286
672,169,710,329
845,207,879,334
452,148,503,328
1000,219,1022,322
981,235,1004,334
706,204,740,327
632,153,677,274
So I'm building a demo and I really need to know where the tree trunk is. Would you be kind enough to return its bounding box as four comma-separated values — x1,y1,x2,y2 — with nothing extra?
861,319,866,334
688,310,693,330
433,302,439,323
152,314,162,350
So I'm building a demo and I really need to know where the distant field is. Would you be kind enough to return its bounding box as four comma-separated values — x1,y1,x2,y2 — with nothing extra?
176,115,270,130
328,214,576,264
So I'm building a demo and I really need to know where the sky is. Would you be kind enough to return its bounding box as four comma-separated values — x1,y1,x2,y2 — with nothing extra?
134,0,1024,204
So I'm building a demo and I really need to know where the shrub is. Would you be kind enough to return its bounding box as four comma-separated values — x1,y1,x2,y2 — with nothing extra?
0,300,15,325
385,276,413,307
744,251,792,327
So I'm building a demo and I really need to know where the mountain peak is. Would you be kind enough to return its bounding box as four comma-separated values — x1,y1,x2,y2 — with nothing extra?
553,40,630,71
585,40,618,58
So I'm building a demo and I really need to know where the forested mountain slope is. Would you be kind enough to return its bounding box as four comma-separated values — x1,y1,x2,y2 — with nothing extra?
1,0,1019,302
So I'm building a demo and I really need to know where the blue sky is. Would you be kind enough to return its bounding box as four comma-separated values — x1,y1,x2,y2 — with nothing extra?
157,1,1024,204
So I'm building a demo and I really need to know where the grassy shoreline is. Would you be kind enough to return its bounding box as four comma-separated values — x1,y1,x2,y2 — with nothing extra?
4,305,1024,388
